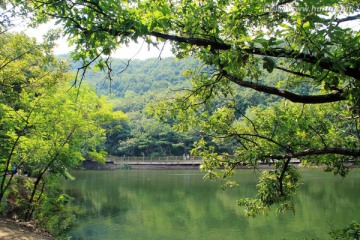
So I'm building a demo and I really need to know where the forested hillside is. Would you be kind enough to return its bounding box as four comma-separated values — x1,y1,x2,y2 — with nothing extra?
71,57,311,157
73,57,202,157
85,57,198,97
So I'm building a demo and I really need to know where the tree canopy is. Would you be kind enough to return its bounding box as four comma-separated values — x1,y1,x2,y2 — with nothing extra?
0,32,127,231
4,0,360,214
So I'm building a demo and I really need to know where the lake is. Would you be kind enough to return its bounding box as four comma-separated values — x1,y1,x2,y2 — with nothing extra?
62,168,360,240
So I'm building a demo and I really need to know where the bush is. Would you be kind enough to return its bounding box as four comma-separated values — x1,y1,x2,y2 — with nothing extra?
329,221,360,240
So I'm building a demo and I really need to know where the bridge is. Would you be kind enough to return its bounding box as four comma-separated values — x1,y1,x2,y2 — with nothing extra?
80,155,301,170
105,155,202,169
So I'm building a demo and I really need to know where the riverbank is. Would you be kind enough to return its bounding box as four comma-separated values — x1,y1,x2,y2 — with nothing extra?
0,219,54,240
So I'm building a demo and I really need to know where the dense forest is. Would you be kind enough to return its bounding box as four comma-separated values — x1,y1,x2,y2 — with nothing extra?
0,33,128,234
70,56,309,158
76,57,202,157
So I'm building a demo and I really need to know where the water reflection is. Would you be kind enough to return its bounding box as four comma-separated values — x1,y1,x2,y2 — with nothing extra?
62,169,360,240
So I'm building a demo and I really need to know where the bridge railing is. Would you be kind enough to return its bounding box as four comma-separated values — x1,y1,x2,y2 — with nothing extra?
105,155,301,165
107,155,202,163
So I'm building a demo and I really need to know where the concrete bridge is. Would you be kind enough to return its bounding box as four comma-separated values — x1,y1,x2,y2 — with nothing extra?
105,155,202,169
80,155,301,170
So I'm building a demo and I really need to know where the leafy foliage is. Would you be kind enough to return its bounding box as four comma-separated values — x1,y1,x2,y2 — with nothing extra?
0,33,126,232
329,221,360,240
6,0,360,217
34,180,80,236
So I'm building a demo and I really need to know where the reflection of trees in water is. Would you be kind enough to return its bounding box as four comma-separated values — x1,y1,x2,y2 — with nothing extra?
296,170,360,229
64,170,249,236
64,174,131,222
63,169,360,239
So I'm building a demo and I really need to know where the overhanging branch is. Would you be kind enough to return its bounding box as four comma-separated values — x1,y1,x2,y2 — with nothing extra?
222,71,346,104
269,148,360,159
332,14,360,23
35,1,360,80
149,32,360,80
274,66,315,78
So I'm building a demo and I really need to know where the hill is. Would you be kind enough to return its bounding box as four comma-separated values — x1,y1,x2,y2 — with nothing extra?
61,56,311,157
76,57,202,157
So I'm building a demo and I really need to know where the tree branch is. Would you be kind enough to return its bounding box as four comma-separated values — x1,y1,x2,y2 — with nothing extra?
149,32,360,80
274,66,315,78
333,14,360,23
278,157,292,196
222,71,346,104
308,125,328,148
0,48,37,71
231,133,292,153
269,148,360,159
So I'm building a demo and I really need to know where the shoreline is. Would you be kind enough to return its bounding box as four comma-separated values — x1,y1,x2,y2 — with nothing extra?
79,159,302,170
79,160,358,171
0,218,54,240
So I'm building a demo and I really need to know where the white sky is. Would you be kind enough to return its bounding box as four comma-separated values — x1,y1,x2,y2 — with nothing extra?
22,22,174,60
17,15,359,59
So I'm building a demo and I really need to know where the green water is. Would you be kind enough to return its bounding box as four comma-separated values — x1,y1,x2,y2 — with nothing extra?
62,169,360,240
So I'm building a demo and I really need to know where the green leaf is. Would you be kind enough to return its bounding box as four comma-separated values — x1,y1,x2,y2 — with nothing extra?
303,21,311,29
263,57,275,73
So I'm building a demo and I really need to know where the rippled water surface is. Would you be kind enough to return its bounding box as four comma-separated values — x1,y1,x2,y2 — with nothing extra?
62,169,360,240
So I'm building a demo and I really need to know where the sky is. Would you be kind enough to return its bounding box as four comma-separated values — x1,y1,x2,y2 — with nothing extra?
22,21,174,60
18,14,359,59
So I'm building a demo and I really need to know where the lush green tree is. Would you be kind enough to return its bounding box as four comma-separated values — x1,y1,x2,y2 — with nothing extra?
8,0,360,214
0,33,127,225
0,32,65,206
116,112,198,157
183,101,357,215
